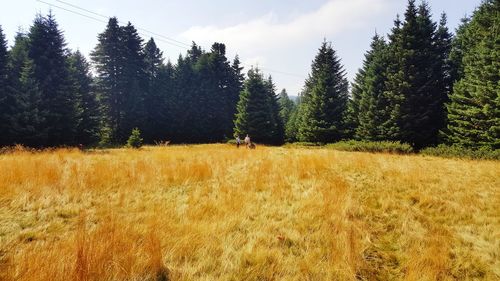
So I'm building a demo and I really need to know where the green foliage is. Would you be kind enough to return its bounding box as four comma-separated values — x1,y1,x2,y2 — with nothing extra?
353,34,390,141
68,51,100,145
91,18,146,144
127,128,143,148
298,41,348,143
28,13,78,146
285,142,324,147
326,140,413,154
421,144,500,160
233,68,284,145
446,0,499,149
278,89,295,125
285,102,300,143
0,25,11,145
380,1,452,148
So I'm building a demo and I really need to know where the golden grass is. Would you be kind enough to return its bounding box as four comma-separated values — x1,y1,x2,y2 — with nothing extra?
0,144,498,280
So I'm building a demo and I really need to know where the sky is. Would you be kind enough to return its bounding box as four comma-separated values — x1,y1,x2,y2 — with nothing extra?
1,0,482,95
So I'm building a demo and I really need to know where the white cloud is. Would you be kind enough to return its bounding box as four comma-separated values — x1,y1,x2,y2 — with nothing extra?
180,0,391,94
181,0,389,57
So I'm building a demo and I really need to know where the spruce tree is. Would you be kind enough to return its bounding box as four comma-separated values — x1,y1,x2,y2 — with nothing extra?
382,1,450,148
91,17,123,143
68,51,100,145
171,43,206,143
28,13,77,146
381,15,405,141
92,18,146,144
233,68,283,144
194,43,237,142
121,22,146,141
2,32,45,146
356,34,390,141
285,103,300,143
0,26,12,145
264,76,285,144
298,41,348,143
278,89,296,126
446,0,499,149
16,59,47,146
143,38,169,142
344,66,365,139
449,17,471,85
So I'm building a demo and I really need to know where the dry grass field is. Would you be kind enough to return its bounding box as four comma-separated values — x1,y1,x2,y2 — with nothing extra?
0,144,498,281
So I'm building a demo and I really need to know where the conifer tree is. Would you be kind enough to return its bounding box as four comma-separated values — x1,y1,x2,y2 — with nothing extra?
298,41,348,143
446,0,499,149
0,26,12,145
344,67,365,139
170,43,207,142
381,15,405,141
278,89,296,126
2,32,45,146
264,76,285,144
16,59,47,146
382,1,450,148
68,51,100,145
91,17,123,143
285,104,300,143
356,34,390,141
143,38,170,142
234,68,283,144
121,22,147,140
449,17,471,85
28,13,77,146
92,18,146,144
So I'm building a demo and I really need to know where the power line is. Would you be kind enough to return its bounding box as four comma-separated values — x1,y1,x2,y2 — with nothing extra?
36,0,190,50
35,0,305,79
55,0,192,48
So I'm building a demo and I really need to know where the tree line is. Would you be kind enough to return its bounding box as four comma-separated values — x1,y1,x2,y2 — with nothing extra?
0,0,498,149
283,0,498,150
0,14,251,147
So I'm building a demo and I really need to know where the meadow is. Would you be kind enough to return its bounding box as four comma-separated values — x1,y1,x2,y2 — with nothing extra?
0,144,498,281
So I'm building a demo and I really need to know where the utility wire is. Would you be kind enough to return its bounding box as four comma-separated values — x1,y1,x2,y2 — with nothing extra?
36,0,191,50
55,0,192,48
36,0,305,79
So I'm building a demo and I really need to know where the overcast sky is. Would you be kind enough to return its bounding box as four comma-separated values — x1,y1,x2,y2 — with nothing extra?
1,0,482,95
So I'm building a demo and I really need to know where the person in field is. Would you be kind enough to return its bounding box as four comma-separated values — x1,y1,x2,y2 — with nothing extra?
244,134,256,149
244,134,251,148
236,136,241,148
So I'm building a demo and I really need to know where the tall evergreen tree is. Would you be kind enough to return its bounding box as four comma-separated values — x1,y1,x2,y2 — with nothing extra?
194,43,238,142
143,38,170,142
121,22,146,140
449,16,471,85
298,41,348,143
28,13,77,146
264,76,285,144
278,88,296,126
0,26,12,145
171,43,206,142
92,18,146,143
446,0,499,149
285,102,300,143
356,34,390,141
91,17,123,143
381,15,405,141
344,64,365,139
68,50,100,145
16,59,47,146
433,13,454,140
233,68,283,144
2,32,46,146
382,1,450,148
